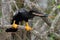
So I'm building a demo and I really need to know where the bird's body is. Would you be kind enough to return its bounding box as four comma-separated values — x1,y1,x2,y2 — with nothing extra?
11,8,35,24
6,8,47,32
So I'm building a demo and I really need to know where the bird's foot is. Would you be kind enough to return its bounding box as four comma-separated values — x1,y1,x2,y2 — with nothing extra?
12,23,18,29
12,20,18,29
25,22,32,31
25,26,32,31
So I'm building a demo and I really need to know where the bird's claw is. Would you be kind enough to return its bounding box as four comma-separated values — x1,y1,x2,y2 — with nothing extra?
12,20,18,29
12,23,18,29
25,26,32,31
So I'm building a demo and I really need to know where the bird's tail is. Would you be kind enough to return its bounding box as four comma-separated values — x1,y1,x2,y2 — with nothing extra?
5,28,18,32
32,13,48,17
30,8,48,17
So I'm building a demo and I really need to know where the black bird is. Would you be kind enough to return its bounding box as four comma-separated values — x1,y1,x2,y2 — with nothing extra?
6,8,48,32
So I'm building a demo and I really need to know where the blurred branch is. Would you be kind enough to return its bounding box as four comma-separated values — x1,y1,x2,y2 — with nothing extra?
50,12,60,33
49,5,57,15
14,33,22,40
0,24,45,39
48,5,57,19
13,0,19,10
0,25,24,29
41,17,51,26
53,33,60,39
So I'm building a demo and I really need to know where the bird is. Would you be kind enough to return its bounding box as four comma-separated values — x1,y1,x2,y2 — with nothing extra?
5,8,48,32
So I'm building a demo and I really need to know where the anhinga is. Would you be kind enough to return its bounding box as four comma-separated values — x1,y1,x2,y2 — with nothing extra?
6,8,48,32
